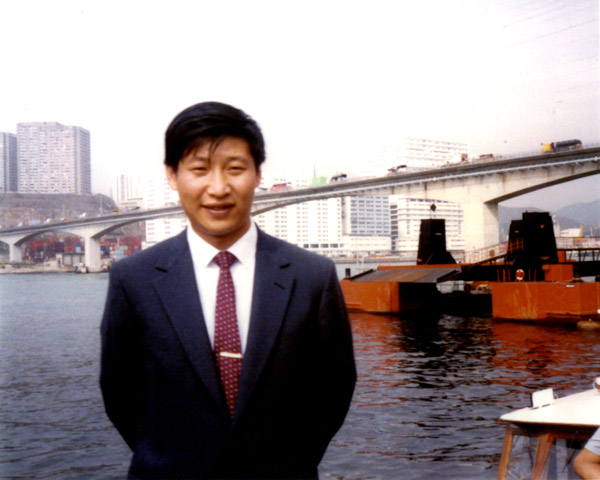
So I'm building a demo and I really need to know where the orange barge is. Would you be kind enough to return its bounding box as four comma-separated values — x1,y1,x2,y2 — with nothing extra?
491,264,600,322
340,264,459,314
475,212,600,323
340,213,600,322
340,219,487,315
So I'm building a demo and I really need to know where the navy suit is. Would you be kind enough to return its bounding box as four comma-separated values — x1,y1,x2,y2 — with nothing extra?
100,229,356,479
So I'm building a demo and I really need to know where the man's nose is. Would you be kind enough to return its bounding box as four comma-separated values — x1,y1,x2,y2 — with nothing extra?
207,170,230,195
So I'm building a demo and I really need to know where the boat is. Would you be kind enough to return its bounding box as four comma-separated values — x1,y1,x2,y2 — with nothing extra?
340,212,600,321
468,212,600,323
340,218,474,314
497,381,600,479
340,262,460,313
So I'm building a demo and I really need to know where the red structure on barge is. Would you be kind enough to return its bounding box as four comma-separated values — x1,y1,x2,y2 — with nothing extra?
340,213,600,323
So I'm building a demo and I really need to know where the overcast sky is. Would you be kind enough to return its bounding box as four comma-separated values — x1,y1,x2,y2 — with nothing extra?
2,0,598,209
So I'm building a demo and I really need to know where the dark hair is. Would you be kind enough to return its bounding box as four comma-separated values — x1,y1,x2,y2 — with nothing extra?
164,101,265,171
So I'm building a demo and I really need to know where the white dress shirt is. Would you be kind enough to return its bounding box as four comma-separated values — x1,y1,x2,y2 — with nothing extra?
186,222,257,353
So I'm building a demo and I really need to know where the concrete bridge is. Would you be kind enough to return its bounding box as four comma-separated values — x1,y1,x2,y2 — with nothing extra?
0,206,187,272
1,147,599,271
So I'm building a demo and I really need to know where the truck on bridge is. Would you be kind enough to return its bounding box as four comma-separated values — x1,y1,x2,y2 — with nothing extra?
541,139,582,154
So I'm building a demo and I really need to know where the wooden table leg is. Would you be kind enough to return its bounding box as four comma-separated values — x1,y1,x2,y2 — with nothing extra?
531,432,554,480
497,428,514,480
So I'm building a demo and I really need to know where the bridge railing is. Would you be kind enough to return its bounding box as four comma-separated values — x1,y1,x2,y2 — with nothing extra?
556,236,600,249
460,243,508,264
460,237,600,265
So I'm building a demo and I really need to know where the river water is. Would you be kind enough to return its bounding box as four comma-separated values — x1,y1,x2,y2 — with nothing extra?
1,273,599,479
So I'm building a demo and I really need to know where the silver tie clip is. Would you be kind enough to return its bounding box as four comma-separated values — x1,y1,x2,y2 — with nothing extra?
219,351,242,359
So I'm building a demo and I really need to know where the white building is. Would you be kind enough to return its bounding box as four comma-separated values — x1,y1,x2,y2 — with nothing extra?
256,194,393,256
340,196,391,254
17,122,91,194
390,197,464,253
0,132,17,192
110,173,186,248
341,196,390,237
255,175,392,256
255,177,345,256
366,136,468,176
112,174,144,207
302,197,345,254
341,235,391,254
142,175,186,248
559,227,583,238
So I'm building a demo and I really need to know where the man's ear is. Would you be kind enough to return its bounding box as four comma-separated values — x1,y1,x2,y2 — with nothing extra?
255,167,262,188
166,165,178,191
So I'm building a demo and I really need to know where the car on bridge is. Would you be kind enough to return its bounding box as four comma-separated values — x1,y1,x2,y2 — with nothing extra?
330,173,347,182
387,165,407,175
269,182,293,192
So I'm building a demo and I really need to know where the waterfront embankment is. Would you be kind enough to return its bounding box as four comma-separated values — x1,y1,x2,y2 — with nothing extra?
0,263,76,274
0,255,417,276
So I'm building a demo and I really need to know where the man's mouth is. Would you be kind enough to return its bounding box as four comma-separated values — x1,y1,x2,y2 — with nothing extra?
204,204,233,212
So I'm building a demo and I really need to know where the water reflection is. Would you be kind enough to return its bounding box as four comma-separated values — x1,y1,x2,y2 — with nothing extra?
490,321,599,395
321,313,600,480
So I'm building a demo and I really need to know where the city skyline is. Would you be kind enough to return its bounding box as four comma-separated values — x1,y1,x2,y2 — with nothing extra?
3,127,598,215
1,0,597,210
102,171,468,256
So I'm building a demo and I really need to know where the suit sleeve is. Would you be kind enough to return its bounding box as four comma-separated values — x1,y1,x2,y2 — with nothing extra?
99,267,143,450
314,262,357,451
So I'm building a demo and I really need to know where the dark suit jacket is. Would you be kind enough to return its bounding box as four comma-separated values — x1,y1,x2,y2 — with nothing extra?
100,229,356,479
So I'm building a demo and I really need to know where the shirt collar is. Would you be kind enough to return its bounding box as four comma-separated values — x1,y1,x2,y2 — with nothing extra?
186,221,257,269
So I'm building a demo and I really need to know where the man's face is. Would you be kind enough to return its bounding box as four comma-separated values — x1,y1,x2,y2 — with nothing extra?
166,136,261,250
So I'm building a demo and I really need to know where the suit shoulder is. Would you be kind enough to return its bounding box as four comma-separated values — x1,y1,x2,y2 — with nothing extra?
259,231,336,272
109,232,186,274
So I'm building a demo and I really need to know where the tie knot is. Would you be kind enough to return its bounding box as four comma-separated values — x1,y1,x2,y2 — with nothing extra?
214,251,236,270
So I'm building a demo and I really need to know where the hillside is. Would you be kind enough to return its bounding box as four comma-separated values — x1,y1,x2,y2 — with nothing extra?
0,193,144,245
498,199,600,240
555,199,600,232
0,193,117,228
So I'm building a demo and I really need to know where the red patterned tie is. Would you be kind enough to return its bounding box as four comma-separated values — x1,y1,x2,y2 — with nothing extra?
213,251,242,416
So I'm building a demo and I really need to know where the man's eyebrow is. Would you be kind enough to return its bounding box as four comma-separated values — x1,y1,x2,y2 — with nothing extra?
188,153,209,161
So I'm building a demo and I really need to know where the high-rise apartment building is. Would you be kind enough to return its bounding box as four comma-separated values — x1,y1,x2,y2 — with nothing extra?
258,192,463,256
341,196,390,237
143,175,186,247
340,196,392,254
390,197,464,253
366,136,468,176
255,196,347,256
255,176,392,256
0,132,17,192
401,137,468,169
17,122,91,194
112,173,144,208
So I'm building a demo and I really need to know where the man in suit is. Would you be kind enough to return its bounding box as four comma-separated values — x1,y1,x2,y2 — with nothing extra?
100,101,356,479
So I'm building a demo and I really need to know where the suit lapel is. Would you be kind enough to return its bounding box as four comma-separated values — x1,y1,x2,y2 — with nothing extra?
235,231,294,419
151,232,227,414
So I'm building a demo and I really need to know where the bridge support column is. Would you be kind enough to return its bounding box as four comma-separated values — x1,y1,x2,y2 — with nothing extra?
9,242,23,263
462,202,499,252
1,235,24,263
84,235,102,273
